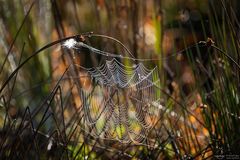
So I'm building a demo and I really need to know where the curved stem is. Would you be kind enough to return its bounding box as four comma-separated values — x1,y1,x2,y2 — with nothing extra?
0,33,91,94
90,34,136,59
211,44,240,70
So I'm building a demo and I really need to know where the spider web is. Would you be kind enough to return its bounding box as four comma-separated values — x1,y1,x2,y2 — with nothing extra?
76,58,162,143
62,39,182,144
